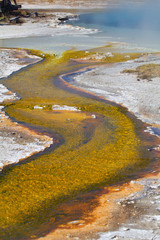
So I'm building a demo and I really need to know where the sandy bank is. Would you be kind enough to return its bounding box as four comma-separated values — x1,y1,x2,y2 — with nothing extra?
0,12,98,40
0,106,53,169
39,166,160,240
0,48,41,78
0,48,53,170
35,53,160,240
72,53,160,126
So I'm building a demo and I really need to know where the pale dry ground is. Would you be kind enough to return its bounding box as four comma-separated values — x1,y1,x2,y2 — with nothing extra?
98,171,160,240
73,53,160,126
36,53,160,240
1,1,159,239
0,48,41,77
21,0,108,9
36,163,160,240
0,107,53,169
0,49,53,170
20,0,146,10
0,13,98,39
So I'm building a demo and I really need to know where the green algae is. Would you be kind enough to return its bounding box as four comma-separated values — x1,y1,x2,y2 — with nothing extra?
0,49,151,239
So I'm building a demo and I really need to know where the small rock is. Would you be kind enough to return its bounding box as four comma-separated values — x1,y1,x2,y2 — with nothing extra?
124,228,130,231
111,235,117,239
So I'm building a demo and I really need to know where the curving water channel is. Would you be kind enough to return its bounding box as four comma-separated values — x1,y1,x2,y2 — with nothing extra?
0,1,160,239
0,47,158,239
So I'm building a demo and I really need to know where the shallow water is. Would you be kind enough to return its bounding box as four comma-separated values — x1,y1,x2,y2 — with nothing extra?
1,1,160,54
68,2,160,52
0,26,157,55
0,34,108,54
0,2,160,238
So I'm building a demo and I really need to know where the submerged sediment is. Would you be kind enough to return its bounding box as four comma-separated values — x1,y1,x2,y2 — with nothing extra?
0,48,53,170
48,52,160,240
72,53,160,126
0,48,159,240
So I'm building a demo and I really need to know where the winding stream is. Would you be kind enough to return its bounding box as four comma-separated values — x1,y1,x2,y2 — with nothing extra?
0,2,160,239
0,49,158,239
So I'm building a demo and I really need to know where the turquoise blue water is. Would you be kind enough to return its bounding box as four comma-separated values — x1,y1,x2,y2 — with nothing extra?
68,3,160,52
1,2,160,53
0,34,110,54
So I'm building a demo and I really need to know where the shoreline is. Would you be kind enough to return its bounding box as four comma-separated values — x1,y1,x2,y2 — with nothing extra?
0,10,98,40
0,48,53,170
1,1,160,237
35,57,160,240
1,47,160,239
59,57,160,130
70,54,160,127
37,163,160,240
